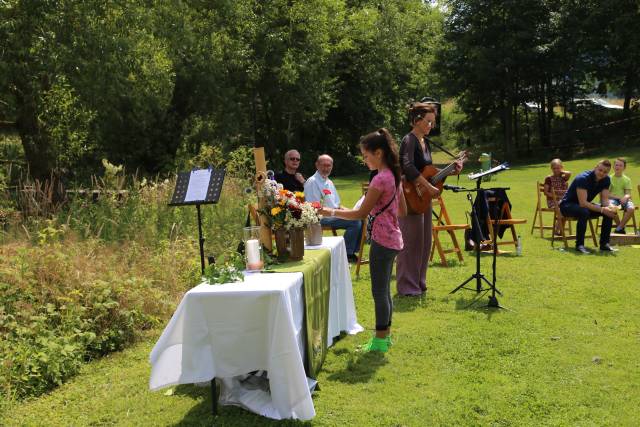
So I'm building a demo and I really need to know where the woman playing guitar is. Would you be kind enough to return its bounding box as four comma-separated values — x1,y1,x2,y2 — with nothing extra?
396,101,464,296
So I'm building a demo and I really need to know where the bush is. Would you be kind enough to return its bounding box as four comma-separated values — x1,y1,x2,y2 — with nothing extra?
0,169,252,400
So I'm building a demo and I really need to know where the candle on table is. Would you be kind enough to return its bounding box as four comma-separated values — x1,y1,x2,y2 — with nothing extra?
246,239,261,266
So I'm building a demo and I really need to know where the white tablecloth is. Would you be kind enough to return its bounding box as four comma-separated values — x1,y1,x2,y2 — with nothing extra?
149,237,362,420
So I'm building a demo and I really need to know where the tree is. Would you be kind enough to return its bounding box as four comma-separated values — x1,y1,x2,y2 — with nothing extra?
1,0,448,180
435,0,625,155
326,0,443,154
0,1,174,180
593,0,640,113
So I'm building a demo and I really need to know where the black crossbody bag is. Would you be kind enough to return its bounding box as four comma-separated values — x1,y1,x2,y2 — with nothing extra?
366,190,397,244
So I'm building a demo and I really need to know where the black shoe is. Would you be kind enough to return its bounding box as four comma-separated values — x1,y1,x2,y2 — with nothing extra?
575,245,590,254
614,228,626,234
600,243,618,252
347,254,358,263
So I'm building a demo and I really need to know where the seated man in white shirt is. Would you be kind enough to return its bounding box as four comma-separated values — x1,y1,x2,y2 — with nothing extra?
304,154,362,262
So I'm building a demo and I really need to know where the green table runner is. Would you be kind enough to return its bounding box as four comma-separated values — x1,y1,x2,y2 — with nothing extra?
271,249,331,378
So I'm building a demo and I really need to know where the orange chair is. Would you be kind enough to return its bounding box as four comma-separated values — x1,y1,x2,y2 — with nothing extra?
355,183,369,278
430,196,470,266
485,197,527,252
322,225,339,236
530,181,556,238
550,189,597,249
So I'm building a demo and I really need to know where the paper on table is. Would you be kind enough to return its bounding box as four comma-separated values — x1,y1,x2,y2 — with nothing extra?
184,169,211,202
353,195,365,210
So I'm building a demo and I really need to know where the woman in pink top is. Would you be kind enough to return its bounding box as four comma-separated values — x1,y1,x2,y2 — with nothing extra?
320,128,406,352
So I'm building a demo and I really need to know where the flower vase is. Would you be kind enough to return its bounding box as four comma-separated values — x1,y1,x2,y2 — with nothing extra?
305,223,323,246
289,227,305,261
274,228,289,258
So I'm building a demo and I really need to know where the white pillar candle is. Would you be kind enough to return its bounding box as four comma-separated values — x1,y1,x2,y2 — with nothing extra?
245,239,261,265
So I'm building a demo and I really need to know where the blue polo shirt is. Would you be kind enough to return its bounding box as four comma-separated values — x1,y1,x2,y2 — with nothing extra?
560,170,611,205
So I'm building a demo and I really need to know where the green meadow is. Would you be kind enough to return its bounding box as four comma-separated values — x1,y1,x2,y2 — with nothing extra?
3,150,640,426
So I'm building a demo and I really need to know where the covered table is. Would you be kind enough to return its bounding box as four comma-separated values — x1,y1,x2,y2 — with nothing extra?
149,237,362,420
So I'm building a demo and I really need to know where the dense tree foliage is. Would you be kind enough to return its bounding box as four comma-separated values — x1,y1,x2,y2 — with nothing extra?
0,0,637,179
0,0,443,180
436,0,639,156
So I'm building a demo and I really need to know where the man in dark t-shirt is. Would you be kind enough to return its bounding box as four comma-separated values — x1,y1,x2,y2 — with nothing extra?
274,149,305,192
559,159,617,253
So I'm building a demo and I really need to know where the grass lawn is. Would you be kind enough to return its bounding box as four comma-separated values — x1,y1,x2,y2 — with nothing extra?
3,150,640,426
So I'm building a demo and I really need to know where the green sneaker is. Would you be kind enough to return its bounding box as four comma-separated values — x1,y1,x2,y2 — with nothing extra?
385,335,393,347
361,337,388,353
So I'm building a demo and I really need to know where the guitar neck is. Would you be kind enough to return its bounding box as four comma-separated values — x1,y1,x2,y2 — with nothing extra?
431,162,456,184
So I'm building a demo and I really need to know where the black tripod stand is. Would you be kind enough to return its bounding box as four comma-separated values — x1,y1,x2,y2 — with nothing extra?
449,164,510,309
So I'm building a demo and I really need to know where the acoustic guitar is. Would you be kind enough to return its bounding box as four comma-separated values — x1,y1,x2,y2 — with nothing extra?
402,151,468,214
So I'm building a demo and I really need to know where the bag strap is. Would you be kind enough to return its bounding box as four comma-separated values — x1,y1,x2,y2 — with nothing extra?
370,188,397,219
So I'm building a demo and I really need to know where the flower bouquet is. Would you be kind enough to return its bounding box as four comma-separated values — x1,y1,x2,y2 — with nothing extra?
259,179,321,259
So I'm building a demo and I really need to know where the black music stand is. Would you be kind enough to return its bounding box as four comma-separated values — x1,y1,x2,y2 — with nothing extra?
169,168,225,275
169,167,225,414
450,164,510,309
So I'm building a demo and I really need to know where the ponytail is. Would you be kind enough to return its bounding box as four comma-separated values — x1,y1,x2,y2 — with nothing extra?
359,128,402,187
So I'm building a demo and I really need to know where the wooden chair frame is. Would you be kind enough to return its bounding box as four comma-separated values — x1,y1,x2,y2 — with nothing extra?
355,183,369,278
530,181,557,237
485,196,527,251
322,225,339,236
594,191,638,235
430,196,470,266
550,190,598,249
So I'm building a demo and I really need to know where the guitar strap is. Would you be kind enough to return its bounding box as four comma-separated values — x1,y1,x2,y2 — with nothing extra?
426,137,462,185
427,138,457,159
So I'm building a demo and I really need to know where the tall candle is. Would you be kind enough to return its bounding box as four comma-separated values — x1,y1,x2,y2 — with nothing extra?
246,239,261,265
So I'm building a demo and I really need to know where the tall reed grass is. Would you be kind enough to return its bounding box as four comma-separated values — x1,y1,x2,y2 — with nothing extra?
1,170,253,401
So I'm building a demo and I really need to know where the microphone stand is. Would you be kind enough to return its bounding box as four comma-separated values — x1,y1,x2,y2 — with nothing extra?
449,177,493,295
447,164,511,310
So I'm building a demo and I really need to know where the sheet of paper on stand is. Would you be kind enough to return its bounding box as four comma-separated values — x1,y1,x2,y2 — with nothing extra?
184,169,211,202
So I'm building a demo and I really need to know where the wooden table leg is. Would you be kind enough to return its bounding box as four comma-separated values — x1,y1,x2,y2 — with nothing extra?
211,378,218,415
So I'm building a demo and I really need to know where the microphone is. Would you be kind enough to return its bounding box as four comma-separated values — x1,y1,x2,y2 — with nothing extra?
443,184,465,192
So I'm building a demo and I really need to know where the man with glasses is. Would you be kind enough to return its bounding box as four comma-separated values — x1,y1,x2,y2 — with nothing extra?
305,154,362,262
275,149,305,192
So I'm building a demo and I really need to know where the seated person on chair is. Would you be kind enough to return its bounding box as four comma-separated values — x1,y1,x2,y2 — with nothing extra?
608,157,635,234
559,159,617,253
274,149,305,192
304,154,362,262
543,158,571,235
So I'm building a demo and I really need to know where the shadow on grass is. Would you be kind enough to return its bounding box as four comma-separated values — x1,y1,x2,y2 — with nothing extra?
450,293,511,319
392,292,429,312
326,350,388,384
172,383,311,427
550,245,621,257
428,259,466,269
